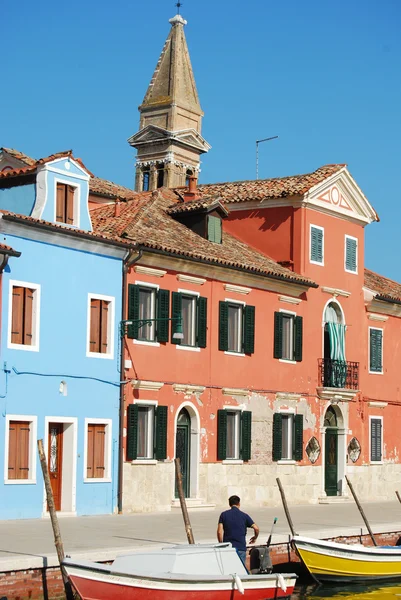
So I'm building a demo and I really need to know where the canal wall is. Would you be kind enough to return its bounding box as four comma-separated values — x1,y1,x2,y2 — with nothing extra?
1,531,401,600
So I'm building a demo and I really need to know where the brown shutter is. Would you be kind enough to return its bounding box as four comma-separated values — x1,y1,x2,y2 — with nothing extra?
90,299,101,353
56,183,66,223
23,288,34,346
66,185,75,224
8,421,30,480
8,421,17,479
18,423,30,479
87,424,94,478
100,301,109,354
94,425,106,478
11,286,23,344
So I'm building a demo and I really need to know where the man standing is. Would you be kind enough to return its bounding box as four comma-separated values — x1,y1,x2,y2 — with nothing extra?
217,495,260,565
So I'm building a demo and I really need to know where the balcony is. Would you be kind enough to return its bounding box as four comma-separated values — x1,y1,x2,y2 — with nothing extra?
318,358,359,390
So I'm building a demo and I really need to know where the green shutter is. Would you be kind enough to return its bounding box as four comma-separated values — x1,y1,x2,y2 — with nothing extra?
293,414,303,461
197,296,207,348
127,284,139,339
208,215,222,244
126,404,139,460
217,409,227,460
171,292,182,345
370,329,383,372
274,312,283,359
156,289,170,343
311,227,323,263
219,301,229,351
294,316,303,362
370,418,382,462
346,237,357,272
243,305,255,354
155,405,168,460
272,413,282,461
241,411,252,461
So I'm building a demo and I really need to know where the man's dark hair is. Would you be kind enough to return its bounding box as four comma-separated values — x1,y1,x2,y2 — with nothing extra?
229,495,240,507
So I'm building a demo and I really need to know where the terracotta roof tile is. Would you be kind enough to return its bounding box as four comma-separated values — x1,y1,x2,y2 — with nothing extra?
0,146,135,200
0,150,93,179
1,148,36,166
0,242,20,256
89,177,138,201
364,269,401,304
91,188,316,288
0,210,132,248
191,164,346,203
167,195,229,216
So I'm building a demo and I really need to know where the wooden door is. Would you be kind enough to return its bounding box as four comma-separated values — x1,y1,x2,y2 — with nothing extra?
325,428,338,497
175,409,191,498
48,423,63,511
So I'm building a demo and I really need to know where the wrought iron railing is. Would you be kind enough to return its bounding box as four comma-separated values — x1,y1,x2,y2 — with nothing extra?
318,358,359,390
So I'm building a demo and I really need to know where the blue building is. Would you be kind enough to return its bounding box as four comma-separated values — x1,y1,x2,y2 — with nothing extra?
0,149,128,519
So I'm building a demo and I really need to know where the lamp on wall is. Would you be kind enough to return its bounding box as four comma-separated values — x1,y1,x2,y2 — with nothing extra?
120,315,184,340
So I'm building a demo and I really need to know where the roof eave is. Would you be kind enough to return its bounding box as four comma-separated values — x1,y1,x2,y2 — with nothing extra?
137,245,317,289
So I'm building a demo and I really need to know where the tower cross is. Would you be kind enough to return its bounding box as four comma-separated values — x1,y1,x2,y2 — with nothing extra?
176,1,182,14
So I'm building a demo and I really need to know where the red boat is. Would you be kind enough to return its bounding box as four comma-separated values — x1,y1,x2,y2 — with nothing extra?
63,542,297,599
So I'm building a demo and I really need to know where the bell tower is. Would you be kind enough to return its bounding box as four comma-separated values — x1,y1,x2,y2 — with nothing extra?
128,14,210,191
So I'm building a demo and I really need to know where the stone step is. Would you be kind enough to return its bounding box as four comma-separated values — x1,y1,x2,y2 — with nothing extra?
318,495,353,504
171,499,216,511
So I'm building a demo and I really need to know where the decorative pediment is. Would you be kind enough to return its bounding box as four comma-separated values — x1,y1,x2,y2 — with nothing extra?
305,168,378,226
128,125,210,153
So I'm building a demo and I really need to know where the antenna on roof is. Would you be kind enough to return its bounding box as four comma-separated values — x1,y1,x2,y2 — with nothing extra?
256,136,279,180
176,1,182,13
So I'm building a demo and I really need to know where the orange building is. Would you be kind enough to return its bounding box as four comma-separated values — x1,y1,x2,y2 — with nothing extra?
92,11,401,512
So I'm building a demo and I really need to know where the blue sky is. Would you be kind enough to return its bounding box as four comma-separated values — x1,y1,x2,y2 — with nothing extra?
2,0,401,281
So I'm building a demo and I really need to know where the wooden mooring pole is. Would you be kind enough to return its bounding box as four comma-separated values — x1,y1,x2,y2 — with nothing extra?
345,475,377,546
276,478,297,537
174,457,195,544
37,439,75,599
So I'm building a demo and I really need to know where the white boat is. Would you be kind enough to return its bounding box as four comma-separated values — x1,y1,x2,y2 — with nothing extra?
63,542,297,599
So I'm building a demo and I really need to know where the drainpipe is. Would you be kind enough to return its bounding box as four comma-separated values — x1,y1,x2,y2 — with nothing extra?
118,247,143,514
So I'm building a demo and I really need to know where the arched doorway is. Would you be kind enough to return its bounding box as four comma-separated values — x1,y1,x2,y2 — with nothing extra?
322,404,347,498
323,301,346,388
175,408,191,498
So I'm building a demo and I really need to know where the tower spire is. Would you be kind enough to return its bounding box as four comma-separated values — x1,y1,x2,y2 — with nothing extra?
128,12,210,192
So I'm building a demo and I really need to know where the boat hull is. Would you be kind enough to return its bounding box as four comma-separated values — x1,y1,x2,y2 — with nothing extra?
64,564,296,600
293,535,401,583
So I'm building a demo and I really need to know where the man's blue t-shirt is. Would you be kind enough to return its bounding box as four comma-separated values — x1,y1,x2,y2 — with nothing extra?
218,506,254,551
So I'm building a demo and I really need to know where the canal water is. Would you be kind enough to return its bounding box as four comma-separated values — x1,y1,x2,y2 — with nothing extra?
292,581,401,598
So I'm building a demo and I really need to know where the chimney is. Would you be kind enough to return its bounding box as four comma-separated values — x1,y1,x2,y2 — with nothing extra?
184,175,200,202
114,199,121,217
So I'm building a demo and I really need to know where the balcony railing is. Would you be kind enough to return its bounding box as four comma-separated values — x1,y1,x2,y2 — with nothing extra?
318,358,359,390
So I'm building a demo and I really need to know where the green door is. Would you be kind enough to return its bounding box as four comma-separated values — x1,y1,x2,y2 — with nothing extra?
175,409,191,498
325,428,338,496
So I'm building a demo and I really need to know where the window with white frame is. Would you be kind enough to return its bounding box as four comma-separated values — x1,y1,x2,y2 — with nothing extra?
8,281,40,351
127,283,170,343
369,327,383,373
126,403,168,461
87,294,115,358
217,408,252,461
370,417,382,462
219,300,255,355
272,412,303,462
274,311,303,362
56,182,77,225
5,415,37,483
85,419,111,480
310,225,324,265
345,235,358,273
172,290,207,349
